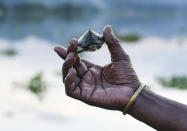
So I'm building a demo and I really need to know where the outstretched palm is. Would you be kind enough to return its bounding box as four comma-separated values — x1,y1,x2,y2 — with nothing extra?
54,26,140,111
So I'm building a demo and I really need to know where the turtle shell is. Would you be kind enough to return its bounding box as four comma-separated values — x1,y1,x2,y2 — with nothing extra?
78,29,105,52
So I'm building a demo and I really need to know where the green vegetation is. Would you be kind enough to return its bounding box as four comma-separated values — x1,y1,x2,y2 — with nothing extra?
158,76,187,89
14,72,47,100
112,29,141,43
27,72,47,99
0,48,18,57
116,33,141,43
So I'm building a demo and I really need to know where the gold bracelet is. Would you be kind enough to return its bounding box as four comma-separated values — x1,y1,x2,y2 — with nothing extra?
123,84,146,115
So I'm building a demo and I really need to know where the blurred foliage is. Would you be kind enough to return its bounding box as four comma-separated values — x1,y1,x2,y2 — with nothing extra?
12,3,47,21
116,33,141,43
14,72,47,100
4,2,97,21
28,72,47,99
51,3,83,20
0,2,6,21
0,48,18,57
158,76,187,89
13,3,46,12
113,28,141,43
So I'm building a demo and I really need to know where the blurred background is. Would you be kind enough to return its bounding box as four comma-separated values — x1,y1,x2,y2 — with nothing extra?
0,0,187,131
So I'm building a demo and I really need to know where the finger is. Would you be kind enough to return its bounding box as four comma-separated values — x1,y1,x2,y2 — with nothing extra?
54,45,67,59
63,53,76,81
67,38,78,54
54,38,78,60
54,40,94,67
75,62,88,78
54,45,93,67
103,25,130,62
64,68,80,96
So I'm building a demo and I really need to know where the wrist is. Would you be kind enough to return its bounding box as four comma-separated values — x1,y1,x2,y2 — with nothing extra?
122,84,146,115
127,88,150,115
117,85,138,112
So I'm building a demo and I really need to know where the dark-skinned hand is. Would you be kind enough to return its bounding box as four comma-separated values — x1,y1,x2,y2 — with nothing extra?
54,25,140,112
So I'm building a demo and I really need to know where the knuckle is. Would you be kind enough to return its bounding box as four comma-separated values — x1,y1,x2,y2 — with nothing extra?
109,36,119,46
113,36,120,44
63,58,75,69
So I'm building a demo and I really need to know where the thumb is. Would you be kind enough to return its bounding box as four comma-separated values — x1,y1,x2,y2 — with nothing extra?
103,25,129,62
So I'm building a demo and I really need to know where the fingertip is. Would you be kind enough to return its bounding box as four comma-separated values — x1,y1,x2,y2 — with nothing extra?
103,25,119,47
54,45,67,59
103,25,128,62
54,45,60,52
71,38,78,43
68,38,78,53
103,25,112,33
70,38,78,47
103,25,114,40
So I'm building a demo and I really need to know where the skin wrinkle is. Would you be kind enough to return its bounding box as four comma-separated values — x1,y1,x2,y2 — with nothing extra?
103,62,139,87
80,70,95,100
75,67,83,99
104,33,121,62
75,62,88,78
55,25,187,130
72,85,81,99
100,68,107,94
90,70,97,98
74,77,80,86
63,53,76,81
60,27,140,109
62,36,140,108
64,72,76,96
102,67,134,87
78,84,82,99
72,83,77,93
79,69,89,79
69,83,76,96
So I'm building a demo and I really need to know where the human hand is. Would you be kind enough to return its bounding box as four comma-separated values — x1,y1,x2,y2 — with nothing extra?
54,25,140,111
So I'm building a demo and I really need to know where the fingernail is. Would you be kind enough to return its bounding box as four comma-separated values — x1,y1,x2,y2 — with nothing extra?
70,38,78,45
104,25,112,32
72,38,78,42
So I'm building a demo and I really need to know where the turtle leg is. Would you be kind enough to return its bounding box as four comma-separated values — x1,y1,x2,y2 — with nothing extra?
75,49,85,55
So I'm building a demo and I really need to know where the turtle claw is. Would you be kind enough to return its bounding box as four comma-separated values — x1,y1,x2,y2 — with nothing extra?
75,49,85,55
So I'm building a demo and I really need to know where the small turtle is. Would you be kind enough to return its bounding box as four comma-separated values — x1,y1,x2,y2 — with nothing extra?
76,29,105,54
